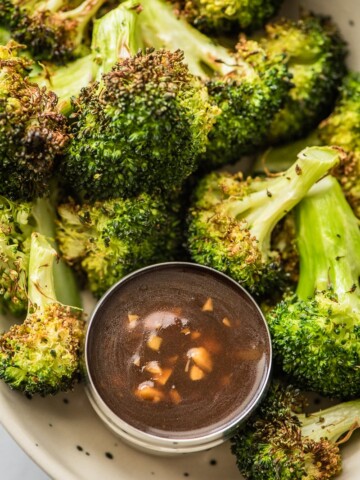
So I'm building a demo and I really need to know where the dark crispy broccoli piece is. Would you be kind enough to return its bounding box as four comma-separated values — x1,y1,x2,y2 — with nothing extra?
268,175,360,398
139,0,292,168
56,194,182,297
231,382,360,479
0,232,85,395
262,13,347,144
187,146,342,295
2,0,106,62
169,0,284,34
0,42,69,200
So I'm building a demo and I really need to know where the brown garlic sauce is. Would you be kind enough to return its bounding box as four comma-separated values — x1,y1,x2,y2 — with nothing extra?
87,265,271,439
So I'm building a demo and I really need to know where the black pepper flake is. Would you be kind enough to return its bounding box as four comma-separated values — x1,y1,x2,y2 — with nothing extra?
183,473,189,477
349,20,355,26
77,445,83,452
210,459,217,466
105,452,114,459
25,393,32,400
63,398,69,404
48,423,53,427
86,452,90,456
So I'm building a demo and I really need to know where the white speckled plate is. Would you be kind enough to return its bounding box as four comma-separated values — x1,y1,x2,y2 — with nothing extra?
1,0,360,478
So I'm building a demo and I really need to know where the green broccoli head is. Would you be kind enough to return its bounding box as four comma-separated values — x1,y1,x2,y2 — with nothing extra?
318,72,360,217
139,0,291,169
169,0,283,33
231,382,360,479
56,193,182,298
4,0,106,62
0,233,85,395
263,13,347,144
203,38,291,167
268,176,360,398
319,72,360,154
63,48,217,200
0,42,69,200
187,146,342,296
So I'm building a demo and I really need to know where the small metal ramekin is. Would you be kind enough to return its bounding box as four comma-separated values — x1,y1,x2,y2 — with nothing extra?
84,262,272,455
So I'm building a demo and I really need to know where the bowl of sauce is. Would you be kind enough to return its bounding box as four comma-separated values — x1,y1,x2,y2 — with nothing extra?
85,262,272,454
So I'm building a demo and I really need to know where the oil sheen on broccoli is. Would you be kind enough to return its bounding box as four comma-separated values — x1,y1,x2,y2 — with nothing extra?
169,0,284,34
263,13,347,144
231,382,360,479
268,176,360,398
139,0,291,168
56,194,181,297
2,0,106,62
0,42,69,200
187,146,342,296
0,233,85,395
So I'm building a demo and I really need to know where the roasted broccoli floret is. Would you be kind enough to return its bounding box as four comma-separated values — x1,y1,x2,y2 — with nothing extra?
56,194,182,297
318,72,360,216
59,0,217,200
0,42,69,200
0,198,32,316
0,232,85,395
2,0,106,62
0,195,81,316
255,73,360,219
268,175,360,398
187,146,342,295
169,0,284,34
262,13,347,144
231,382,360,479
139,0,291,168
32,0,144,114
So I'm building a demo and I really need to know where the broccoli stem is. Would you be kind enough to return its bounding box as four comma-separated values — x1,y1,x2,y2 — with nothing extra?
139,0,241,78
223,146,342,256
31,198,82,309
91,0,143,80
33,0,142,111
27,233,58,312
60,0,107,49
300,399,360,443
296,175,360,302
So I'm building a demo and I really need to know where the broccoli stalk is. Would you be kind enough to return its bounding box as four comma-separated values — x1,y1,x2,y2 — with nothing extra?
231,382,360,480
6,0,106,62
0,232,85,395
268,175,360,397
0,195,81,316
138,0,291,167
32,0,143,113
188,146,343,295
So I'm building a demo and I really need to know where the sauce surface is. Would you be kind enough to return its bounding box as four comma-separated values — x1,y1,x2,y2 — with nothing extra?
87,265,271,438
